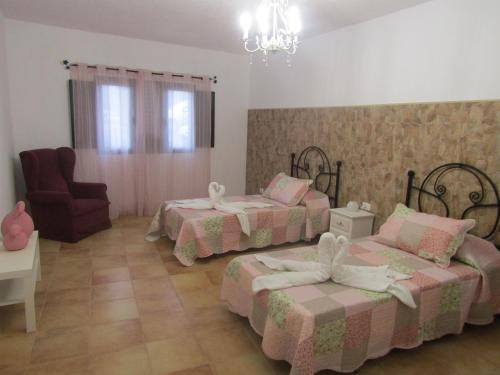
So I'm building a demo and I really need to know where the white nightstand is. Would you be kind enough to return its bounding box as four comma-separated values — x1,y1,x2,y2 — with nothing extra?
0,231,41,332
329,208,375,240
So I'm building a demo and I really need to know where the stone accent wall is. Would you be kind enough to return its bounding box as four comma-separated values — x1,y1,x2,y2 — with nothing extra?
246,101,499,242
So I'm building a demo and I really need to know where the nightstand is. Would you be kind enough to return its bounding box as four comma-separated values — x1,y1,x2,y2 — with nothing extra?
329,208,375,240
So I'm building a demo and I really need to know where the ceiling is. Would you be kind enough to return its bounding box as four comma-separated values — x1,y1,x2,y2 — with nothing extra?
0,0,432,53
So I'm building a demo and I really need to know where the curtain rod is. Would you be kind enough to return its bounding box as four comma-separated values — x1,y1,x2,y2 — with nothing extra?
62,60,217,84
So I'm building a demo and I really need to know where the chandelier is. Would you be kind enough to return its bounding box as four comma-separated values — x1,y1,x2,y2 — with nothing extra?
240,0,301,63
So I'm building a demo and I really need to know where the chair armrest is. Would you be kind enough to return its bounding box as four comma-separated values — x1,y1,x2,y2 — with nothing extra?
70,182,109,201
27,191,73,205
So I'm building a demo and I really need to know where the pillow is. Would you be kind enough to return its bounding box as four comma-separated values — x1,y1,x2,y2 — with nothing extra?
262,173,312,206
375,203,476,267
454,234,500,269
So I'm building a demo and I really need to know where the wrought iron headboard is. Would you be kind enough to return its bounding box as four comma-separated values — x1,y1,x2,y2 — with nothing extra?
405,163,500,241
290,146,342,208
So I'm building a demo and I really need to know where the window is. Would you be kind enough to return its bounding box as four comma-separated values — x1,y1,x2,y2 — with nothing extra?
163,90,195,152
97,84,133,153
69,79,214,153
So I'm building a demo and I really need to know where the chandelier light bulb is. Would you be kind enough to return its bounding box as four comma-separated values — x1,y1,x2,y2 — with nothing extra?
240,12,252,39
287,6,301,33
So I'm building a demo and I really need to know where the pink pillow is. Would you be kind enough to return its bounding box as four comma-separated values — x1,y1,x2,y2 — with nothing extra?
262,173,312,206
375,203,476,267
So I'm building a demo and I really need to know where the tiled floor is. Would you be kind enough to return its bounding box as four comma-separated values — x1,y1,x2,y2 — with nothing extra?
0,216,498,375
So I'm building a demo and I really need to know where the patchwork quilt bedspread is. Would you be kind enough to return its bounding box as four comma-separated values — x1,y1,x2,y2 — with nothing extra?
147,191,330,266
220,238,500,374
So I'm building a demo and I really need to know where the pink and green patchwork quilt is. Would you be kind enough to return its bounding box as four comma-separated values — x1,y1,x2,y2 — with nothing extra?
220,238,500,374
147,192,330,266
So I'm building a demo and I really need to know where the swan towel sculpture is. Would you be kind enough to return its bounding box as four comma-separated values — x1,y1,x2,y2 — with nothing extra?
252,232,417,309
165,182,273,236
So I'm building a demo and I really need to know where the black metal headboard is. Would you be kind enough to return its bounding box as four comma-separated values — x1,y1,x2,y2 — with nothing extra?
405,163,500,241
290,146,341,208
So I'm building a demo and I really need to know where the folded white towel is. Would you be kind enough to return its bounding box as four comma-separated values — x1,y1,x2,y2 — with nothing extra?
166,182,273,236
252,233,417,309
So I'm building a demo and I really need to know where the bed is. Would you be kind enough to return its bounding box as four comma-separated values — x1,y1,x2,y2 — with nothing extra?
220,162,500,374
146,146,342,266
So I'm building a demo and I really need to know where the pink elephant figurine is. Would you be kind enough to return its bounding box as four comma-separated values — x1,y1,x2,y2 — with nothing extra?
1,201,34,251
3,224,29,251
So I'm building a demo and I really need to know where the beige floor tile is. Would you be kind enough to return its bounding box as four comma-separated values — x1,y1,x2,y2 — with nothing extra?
31,326,89,363
91,228,123,241
52,260,91,275
50,267,91,291
88,319,143,355
88,344,151,375
164,261,191,275
91,255,127,270
24,356,89,375
130,263,168,280
0,333,35,371
92,236,121,247
39,239,61,253
0,369,28,375
126,252,162,266
90,244,125,256
39,302,90,331
186,304,246,334
59,242,85,250
92,267,130,285
179,289,221,310
419,334,499,375
212,352,275,375
39,253,58,266
158,250,177,262
136,295,184,314
204,269,224,286
125,243,158,255
170,272,214,293
91,298,139,323
57,248,91,262
165,365,214,375
459,318,500,366
147,335,208,374
45,287,91,306
92,281,134,301
122,234,151,245
132,277,176,299
164,257,227,276
140,310,191,342
196,326,259,363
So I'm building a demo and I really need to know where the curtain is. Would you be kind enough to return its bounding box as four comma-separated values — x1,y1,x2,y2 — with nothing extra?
70,64,212,218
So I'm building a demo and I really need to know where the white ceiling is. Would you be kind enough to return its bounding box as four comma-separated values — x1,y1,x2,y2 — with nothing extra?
0,0,432,53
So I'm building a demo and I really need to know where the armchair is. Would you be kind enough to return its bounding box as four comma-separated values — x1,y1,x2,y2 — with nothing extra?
20,147,111,242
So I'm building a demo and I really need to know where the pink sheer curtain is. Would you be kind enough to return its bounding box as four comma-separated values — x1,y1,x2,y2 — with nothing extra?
70,64,211,218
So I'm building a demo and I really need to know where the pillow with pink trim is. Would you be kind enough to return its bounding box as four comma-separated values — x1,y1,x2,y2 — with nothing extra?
262,173,313,206
375,203,476,267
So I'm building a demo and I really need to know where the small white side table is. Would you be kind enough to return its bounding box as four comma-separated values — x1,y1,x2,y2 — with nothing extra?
329,208,375,240
0,231,41,332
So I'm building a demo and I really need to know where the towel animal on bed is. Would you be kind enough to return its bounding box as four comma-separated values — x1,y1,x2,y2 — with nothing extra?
165,182,273,236
253,233,417,308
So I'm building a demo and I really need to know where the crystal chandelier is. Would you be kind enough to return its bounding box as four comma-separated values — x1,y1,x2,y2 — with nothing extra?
240,0,301,64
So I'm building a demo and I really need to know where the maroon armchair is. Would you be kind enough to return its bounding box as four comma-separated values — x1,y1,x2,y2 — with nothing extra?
19,147,111,242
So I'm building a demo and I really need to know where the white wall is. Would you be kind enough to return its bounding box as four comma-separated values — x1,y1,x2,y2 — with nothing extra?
250,0,500,108
5,20,250,198
0,9,15,217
